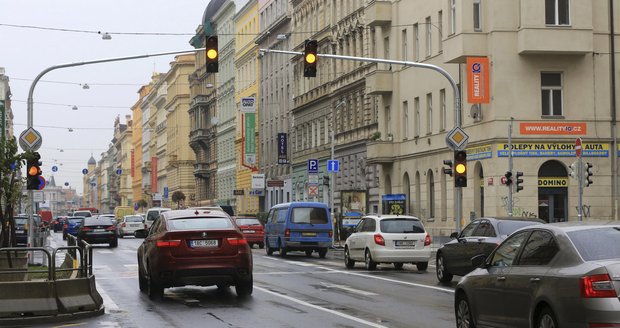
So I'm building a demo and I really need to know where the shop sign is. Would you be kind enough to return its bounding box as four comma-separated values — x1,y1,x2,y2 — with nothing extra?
466,144,493,160
498,143,608,157
538,177,568,187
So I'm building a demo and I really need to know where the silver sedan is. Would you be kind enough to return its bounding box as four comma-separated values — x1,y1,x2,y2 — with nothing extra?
455,222,620,328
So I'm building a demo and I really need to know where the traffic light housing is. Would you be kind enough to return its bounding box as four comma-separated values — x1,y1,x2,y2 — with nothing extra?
303,39,318,77
515,171,524,192
442,159,453,177
205,36,218,73
504,171,513,186
26,152,43,190
454,150,467,187
323,175,330,186
585,162,593,186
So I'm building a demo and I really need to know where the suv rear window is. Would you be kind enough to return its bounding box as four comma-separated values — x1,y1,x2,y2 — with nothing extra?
168,217,233,230
568,227,620,261
291,207,328,224
84,217,114,226
236,218,261,226
380,219,425,233
125,216,143,222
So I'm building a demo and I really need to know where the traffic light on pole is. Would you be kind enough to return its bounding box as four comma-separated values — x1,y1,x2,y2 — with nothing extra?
515,171,524,192
454,150,467,187
303,39,318,77
26,152,42,190
205,36,218,73
585,162,593,187
442,159,453,177
504,171,513,186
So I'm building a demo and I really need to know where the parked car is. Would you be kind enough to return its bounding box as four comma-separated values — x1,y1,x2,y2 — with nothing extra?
455,222,620,328
72,210,93,217
77,216,118,247
144,207,171,230
264,202,333,258
344,214,431,271
52,216,69,232
436,217,544,283
135,209,253,300
234,216,264,249
63,216,85,240
13,216,29,246
117,214,146,238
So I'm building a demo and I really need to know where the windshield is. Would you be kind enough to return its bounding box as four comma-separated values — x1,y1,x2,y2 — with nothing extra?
68,218,83,224
568,227,620,261
84,218,114,226
380,219,425,233
14,218,27,225
236,218,261,226
291,207,328,224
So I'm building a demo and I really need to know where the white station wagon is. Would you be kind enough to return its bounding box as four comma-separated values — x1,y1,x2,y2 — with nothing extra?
344,215,432,271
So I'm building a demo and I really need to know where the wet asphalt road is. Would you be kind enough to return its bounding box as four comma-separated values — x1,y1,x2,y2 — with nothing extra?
27,232,460,328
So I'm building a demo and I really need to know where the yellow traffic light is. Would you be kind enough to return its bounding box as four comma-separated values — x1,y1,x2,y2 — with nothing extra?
305,53,316,64
303,39,318,77
455,163,466,174
207,49,218,60
205,36,219,73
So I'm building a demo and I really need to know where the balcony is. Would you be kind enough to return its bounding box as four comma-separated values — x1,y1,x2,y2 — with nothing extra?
193,163,210,178
365,1,391,27
442,33,488,63
367,141,395,164
189,128,211,147
517,27,592,55
365,69,392,95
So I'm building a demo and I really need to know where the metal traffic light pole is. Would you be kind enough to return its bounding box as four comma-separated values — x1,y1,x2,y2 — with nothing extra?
25,48,206,251
259,48,464,232
507,117,514,216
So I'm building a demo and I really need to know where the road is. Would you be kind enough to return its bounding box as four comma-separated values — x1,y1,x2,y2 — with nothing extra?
30,232,460,328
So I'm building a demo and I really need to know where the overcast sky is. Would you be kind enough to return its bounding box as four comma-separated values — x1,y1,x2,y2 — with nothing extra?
1,1,210,195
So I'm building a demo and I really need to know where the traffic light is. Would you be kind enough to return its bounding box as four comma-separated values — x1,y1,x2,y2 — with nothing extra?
454,150,467,187
504,171,513,186
26,152,43,190
205,35,218,73
323,175,330,186
303,39,318,77
442,159,453,176
515,171,524,192
585,162,593,187
569,162,579,179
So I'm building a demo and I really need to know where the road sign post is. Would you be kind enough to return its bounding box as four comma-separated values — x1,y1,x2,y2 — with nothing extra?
577,137,583,221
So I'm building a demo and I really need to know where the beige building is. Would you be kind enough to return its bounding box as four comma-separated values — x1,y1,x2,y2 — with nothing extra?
131,84,151,208
364,0,619,227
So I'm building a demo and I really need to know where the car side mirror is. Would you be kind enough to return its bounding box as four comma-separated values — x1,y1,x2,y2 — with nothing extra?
471,254,488,269
450,232,459,239
134,229,148,238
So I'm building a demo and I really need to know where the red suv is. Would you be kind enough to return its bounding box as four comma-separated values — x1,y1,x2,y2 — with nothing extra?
136,209,253,300
234,216,264,249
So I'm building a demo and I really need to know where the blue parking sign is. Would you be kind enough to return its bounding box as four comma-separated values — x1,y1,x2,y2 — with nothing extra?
327,159,339,173
308,159,319,173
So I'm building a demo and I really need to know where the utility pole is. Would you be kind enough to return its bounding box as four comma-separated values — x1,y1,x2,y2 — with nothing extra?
507,117,514,216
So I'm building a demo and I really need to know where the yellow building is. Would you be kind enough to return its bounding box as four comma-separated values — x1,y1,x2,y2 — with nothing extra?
131,84,150,208
234,0,260,214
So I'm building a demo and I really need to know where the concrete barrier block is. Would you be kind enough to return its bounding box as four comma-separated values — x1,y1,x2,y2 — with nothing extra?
0,281,58,318
55,277,102,313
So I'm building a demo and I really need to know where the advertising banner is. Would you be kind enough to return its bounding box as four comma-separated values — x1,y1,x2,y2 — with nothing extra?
520,122,586,135
244,113,256,165
466,144,493,160
277,133,288,164
151,157,157,192
498,143,608,157
341,191,367,215
466,57,490,104
381,194,406,215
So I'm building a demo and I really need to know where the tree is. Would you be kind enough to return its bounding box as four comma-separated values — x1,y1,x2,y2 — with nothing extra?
0,137,29,247
137,199,148,211
171,191,186,209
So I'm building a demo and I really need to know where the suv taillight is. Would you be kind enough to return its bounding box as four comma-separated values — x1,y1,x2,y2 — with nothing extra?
156,240,181,248
106,226,116,231
374,234,385,246
328,230,333,238
121,223,126,228
227,237,248,246
581,274,618,298
81,227,92,232
424,233,431,246
285,229,290,237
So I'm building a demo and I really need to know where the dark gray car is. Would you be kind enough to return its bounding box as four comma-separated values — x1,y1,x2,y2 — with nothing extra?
436,217,544,283
455,222,620,328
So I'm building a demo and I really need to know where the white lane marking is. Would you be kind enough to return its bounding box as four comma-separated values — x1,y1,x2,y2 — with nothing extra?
124,264,138,269
285,260,315,267
97,250,114,254
315,266,454,294
96,282,120,311
320,282,378,296
255,286,388,328
121,250,135,254
93,265,111,271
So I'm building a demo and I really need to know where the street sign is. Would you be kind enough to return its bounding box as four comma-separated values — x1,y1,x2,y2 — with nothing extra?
18,127,43,152
308,174,319,185
233,189,244,196
267,180,284,187
52,166,58,172
445,127,469,150
251,174,265,189
308,185,319,197
308,159,319,173
116,168,122,175
82,168,88,175
575,137,582,157
327,159,339,173
64,182,69,186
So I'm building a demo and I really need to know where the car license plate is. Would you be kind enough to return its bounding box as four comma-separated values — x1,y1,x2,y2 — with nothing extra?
16,230,24,234
94,229,105,232
190,239,218,248
302,232,316,237
395,240,416,246
243,230,255,233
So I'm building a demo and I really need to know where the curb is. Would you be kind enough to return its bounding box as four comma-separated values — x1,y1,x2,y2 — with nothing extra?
0,306,104,326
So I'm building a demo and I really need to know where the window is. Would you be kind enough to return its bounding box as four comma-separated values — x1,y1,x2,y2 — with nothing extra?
473,0,482,31
449,0,456,35
414,97,420,137
460,220,480,238
425,17,432,57
545,0,570,25
384,36,390,69
403,101,409,140
518,231,558,265
414,24,420,61
473,220,497,237
438,11,443,52
426,93,433,134
402,29,408,60
541,72,563,116
491,231,529,267
380,219,425,233
440,89,446,131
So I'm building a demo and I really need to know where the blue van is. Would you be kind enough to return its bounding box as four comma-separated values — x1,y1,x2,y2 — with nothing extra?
264,202,333,258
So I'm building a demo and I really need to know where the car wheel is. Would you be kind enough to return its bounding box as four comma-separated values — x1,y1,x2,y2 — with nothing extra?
436,253,453,282
416,262,429,271
279,241,287,257
217,284,229,290
394,262,404,270
235,276,253,298
147,269,164,300
62,234,67,240
344,247,355,269
138,262,147,292
365,249,377,270
537,307,558,328
305,250,313,257
455,293,475,328
318,248,327,258
118,233,124,239
258,243,265,249
110,239,118,248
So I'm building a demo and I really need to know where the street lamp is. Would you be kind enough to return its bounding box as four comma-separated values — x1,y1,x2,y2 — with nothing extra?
331,100,346,243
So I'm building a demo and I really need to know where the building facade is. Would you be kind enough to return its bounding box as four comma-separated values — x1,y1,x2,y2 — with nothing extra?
131,83,150,208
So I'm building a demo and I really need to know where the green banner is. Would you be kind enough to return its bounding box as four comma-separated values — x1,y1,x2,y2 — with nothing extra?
244,113,256,164
0,100,5,142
